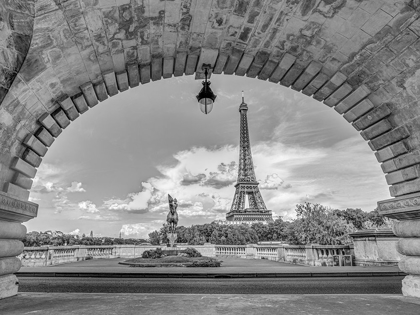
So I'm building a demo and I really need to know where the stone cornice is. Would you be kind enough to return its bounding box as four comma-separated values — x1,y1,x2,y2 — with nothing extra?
0,192,38,223
349,229,396,239
377,192,420,220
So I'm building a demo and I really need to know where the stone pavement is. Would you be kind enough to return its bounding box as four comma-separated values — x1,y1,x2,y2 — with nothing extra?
17,257,405,278
1,293,420,315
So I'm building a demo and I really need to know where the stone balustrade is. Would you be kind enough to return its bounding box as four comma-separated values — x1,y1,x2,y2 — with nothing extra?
18,244,353,267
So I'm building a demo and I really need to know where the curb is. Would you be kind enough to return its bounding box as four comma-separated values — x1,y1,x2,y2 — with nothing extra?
15,271,407,278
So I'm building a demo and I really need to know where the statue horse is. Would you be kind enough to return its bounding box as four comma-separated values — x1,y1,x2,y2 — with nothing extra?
166,194,178,234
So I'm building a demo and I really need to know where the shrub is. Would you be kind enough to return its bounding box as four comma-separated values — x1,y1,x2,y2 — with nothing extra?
185,247,202,257
142,248,164,259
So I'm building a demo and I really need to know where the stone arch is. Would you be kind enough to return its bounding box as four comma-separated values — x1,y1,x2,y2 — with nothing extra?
2,0,420,298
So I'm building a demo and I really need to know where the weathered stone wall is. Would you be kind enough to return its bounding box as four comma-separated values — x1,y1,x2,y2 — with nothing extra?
0,0,420,201
3,0,420,297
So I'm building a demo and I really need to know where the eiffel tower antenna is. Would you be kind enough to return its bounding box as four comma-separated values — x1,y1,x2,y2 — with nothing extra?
226,92,273,224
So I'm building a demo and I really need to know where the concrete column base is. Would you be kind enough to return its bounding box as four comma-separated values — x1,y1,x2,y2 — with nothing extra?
402,275,420,297
0,274,18,299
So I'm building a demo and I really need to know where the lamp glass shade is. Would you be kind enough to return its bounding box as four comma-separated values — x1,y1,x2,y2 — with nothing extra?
199,98,214,114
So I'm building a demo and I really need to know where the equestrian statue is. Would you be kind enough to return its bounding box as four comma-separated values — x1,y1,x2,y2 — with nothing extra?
166,194,179,234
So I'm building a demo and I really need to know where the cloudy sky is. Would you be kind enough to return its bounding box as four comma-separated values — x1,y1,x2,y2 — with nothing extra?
25,75,390,239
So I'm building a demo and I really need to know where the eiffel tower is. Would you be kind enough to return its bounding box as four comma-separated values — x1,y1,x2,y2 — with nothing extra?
226,93,273,224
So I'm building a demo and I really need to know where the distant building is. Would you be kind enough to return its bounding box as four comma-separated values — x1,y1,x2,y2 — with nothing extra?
225,94,273,225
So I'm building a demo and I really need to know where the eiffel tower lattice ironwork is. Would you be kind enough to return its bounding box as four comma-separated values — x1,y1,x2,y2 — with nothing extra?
226,93,273,224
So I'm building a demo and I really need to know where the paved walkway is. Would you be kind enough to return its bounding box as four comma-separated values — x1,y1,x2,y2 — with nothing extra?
17,257,405,278
2,293,420,315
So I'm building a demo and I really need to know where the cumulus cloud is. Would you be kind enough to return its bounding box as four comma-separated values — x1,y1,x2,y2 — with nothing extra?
67,182,86,193
68,229,80,235
78,200,99,213
202,161,237,188
180,173,206,186
78,214,119,221
120,220,165,239
260,174,284,190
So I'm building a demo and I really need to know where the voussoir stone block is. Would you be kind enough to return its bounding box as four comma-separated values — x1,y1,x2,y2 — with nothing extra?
35,128,54,147
386,165,420,185
59,97,79,121
390,178,420,197
11,157,36,178
38,113,62,137
269,53,295,83
72,93,89,114
302,72,329,96
80,82,99,107
343,99,375,122
375,141,408,162
93,81,109,101
22,148,42,168
361,119,393,140
353,103,392,131
368,126,410,150
127,62,140,87
174,52,188,76
12,173,33,190
23,134,47,157
52,109,71,129
292,61,322,91
116,70,129,91
103,71,119,96
314,72,347,101
325,83,353,107
336,85,371,115
4,182,30,201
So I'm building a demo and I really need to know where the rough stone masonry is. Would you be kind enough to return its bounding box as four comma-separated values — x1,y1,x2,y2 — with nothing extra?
2,0,420,298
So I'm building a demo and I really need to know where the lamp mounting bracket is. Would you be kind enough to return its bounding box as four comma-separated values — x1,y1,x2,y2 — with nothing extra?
202,63,212,71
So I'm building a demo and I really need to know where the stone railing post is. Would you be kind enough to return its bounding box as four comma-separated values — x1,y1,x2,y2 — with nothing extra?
305,245,315,266
378,193,420,298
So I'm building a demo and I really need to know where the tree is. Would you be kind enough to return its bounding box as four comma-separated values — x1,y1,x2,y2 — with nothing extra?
148,231,160,245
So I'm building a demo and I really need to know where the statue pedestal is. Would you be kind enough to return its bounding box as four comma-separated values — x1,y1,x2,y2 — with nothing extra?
168,233,177,248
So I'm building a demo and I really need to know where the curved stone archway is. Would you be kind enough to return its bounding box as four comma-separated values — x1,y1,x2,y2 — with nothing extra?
2,0,420,298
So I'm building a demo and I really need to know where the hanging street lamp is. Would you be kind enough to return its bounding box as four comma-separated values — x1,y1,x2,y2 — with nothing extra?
196,64,217,114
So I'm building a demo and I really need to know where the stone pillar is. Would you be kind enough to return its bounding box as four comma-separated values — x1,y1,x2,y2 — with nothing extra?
378,193,420,298
0,192,38,299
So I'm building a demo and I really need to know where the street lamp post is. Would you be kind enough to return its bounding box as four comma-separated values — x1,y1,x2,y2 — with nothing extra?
196,64,217,114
